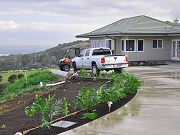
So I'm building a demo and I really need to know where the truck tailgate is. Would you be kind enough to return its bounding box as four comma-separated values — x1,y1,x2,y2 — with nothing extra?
104,55,127,65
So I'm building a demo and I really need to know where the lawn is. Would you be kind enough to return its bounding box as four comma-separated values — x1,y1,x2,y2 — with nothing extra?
1,69,46,84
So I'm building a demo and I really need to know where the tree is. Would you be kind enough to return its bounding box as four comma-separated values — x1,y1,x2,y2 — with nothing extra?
18,74,24,79
8,74,17,83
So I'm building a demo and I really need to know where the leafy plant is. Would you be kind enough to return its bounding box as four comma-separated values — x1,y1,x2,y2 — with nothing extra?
25,95,62,128
0,124,6,129
76,87,97,112
79,67,88,78
49,99,64,121
82,112,97,120
62,98,69,116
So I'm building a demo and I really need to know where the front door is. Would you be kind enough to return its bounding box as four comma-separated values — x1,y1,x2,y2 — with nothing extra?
172,40,180,60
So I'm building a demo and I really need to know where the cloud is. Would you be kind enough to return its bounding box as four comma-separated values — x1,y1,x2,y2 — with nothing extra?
0,0,179,46
0,20,19,30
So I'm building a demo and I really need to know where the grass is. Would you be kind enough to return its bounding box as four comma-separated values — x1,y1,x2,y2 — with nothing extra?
0,70,38,84
0,70,59,101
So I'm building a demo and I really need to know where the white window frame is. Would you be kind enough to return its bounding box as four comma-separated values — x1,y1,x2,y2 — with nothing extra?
152,39,163,49
125,39,136,52
137,39,144,52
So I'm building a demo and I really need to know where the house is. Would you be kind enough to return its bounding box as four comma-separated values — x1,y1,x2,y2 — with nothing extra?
76,15,180,64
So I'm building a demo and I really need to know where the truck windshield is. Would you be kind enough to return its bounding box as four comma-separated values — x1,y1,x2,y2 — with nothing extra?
92,49,111,55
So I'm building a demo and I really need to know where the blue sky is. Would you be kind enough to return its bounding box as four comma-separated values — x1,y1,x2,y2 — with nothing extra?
0,0,179,47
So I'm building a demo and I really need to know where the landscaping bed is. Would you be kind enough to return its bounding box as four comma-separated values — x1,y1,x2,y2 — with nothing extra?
0,72,141,135
0,79,106,135
27,92,136,135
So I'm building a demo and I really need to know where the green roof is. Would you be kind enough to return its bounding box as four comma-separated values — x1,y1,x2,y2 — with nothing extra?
76,15,180,38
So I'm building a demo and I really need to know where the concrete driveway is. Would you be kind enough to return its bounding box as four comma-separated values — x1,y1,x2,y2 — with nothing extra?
61,63,180,135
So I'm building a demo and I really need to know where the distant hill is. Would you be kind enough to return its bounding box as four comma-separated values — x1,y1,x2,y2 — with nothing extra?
0,40,90,71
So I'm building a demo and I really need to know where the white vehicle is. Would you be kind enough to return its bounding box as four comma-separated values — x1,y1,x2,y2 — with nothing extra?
72,48,128,75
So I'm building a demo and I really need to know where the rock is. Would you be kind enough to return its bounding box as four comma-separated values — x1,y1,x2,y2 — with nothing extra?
14,132,23,135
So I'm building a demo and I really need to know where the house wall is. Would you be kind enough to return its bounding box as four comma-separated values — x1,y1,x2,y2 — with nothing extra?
115,36,171,61
89,36,172,61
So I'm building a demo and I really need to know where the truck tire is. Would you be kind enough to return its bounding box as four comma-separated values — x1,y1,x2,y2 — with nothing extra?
92,63,100,76
114,68,122,74
72,62,78,72
63,64,70,71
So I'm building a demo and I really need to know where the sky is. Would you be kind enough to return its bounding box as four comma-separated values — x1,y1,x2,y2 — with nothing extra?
0,0,180,47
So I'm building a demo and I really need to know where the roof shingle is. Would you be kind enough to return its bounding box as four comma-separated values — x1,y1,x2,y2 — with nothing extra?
76,15,180,38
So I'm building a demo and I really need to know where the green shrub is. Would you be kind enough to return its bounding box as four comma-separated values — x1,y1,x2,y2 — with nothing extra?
8,74,17,83
109,72,141,93
76,87,97,112
79,67,88,78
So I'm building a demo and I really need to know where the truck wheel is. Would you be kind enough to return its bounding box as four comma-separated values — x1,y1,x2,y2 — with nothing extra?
114,68,122,74
63,64,70,71
72,62,78,72
92,64,100,76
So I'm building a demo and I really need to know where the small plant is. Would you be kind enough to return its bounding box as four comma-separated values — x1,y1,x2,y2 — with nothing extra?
82,112,97,120
79,67,88,78
49,99,64,121
0,124,6,129
76,87,97,112
62,97,69,116
25,95,62,129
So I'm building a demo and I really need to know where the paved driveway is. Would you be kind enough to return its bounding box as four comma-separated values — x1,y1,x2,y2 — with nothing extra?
61,63,180,135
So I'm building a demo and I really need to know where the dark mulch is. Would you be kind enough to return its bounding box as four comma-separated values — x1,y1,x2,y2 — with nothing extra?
0,78,136,135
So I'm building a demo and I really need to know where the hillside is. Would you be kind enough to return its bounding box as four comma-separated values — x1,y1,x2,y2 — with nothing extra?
0,40,90,71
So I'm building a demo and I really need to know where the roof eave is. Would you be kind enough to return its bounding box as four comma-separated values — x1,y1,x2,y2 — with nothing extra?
76,33,176,38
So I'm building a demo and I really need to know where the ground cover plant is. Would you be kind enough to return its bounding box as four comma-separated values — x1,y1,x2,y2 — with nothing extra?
0,70,59,101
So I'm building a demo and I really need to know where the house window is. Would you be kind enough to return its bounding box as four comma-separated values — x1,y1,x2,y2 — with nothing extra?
137,40,144,52
121,40,124,51
126,40,135,52
153,39,163,49
105,40,112,49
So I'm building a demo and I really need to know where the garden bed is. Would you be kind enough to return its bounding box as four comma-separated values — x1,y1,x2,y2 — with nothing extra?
0,79,107,135
27,92,136,135
0,72,140,135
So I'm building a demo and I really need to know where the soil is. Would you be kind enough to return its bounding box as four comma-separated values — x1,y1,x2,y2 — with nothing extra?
0,78,136,135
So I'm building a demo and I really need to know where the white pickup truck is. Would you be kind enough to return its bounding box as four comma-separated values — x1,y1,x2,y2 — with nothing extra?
72,48,128,75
